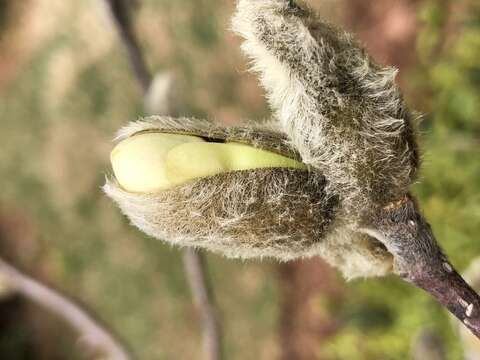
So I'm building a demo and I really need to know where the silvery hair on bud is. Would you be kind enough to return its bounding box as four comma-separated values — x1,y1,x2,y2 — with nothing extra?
103,0,429,280
232,0,420,216
104,117,393,279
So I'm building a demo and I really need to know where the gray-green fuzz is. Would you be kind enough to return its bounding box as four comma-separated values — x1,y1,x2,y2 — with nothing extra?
104,0,480,339
104,117,393,278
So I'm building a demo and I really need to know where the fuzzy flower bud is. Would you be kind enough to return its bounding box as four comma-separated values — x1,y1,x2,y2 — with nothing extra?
104,117,393,279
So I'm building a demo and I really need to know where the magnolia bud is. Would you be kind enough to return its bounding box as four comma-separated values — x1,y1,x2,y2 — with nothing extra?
104,117,394,280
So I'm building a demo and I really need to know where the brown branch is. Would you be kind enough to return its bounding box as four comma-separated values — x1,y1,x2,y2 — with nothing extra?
104,2,223,359
363,197,480,341
406,260,480,339
0,257,130,360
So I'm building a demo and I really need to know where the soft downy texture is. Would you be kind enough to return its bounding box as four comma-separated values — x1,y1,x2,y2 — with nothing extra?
104,0,480,339
232,0,420,216
104,117,393,279
104,0,427,279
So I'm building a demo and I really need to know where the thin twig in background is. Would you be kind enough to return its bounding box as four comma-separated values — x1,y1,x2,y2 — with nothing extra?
183,249,223,360
0,257,130,360
104,0,151,94
104,1,223,359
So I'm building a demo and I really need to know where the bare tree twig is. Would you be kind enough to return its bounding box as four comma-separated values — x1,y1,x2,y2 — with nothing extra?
104,2,223,359
104,0,151,94
183,249,223,360
0,257,130,360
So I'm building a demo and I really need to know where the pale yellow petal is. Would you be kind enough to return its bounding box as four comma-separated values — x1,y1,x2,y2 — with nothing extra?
111,133,204,192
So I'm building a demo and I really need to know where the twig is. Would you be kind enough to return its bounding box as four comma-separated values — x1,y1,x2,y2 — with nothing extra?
183,249,223,360
104,0,151,94
0,257,130,360
104,2,223,359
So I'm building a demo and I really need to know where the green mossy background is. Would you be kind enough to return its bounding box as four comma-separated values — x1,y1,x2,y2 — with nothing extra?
0,0,478,359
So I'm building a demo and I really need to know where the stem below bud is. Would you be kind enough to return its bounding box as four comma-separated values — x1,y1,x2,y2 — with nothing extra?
405,261,480,338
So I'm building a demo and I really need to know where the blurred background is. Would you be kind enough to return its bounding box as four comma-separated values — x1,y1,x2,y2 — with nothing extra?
0,0,479,359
